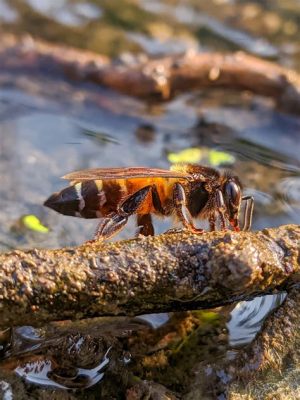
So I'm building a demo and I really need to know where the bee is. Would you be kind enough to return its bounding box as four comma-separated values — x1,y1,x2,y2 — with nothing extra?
44,164,254,241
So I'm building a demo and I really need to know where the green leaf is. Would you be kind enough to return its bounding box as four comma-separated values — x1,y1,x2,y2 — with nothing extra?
22,215,49,233
168,147,235,167
168,148,202,164
208,150,235,166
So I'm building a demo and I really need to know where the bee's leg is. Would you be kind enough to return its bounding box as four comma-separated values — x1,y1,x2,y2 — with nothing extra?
94,214,128,241
136,182,167,236
241,196,254,231
151,185,168,215
173,183,203,234
151,184,178,235
94,185,152,241
219,213,227,230
216,190,228,230
136,214,154,236
209,214,216,231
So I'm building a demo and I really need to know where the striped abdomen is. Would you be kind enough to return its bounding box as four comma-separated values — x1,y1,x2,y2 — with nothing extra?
44,180,123,218
44,178,175,218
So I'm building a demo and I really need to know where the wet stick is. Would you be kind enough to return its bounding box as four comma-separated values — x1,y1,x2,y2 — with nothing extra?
1,34,300,115
0,224,299,328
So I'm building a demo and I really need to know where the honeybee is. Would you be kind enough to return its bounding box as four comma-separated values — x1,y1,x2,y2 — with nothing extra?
44,164,254,241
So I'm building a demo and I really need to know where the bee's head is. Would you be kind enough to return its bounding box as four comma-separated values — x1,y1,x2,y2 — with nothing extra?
223,177,242,231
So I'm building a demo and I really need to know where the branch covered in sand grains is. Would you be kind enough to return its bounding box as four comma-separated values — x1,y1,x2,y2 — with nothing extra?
1,34,300,114
0,225,299,328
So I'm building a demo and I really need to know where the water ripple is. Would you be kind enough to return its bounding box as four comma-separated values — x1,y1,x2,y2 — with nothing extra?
228,294,286,347
15,346,111,389
276,176,300,210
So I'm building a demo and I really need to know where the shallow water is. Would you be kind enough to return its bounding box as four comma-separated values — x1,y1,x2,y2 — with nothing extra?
0,0,300,398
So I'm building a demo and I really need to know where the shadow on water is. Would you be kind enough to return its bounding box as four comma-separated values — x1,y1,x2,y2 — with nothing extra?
0,0,300,398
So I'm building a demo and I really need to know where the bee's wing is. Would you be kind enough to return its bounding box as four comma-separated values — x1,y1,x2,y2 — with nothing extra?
62,167,191,181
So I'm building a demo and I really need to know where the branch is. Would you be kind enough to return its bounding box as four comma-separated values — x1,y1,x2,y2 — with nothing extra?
1,34,300,114
87,52,300,115
0,224,299,328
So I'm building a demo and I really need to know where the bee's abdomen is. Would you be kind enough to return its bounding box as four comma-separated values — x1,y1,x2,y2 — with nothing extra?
44,180,117,218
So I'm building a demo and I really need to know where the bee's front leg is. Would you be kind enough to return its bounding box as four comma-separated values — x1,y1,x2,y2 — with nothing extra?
215,189,228,231
173,183,203,234
241,196,254,231
94,185,152,241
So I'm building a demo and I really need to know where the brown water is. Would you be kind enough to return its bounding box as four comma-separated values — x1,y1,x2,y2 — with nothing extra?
0,0,299,398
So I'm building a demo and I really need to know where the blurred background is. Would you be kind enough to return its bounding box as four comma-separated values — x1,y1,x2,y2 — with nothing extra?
0,1,299,398
0,0,299,63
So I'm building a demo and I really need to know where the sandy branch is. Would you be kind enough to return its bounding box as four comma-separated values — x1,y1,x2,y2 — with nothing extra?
0,224,299,328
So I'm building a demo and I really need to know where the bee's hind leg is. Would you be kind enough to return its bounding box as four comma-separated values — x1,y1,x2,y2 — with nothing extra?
209,215,216,231
94,214,128,241
93,185,153,241
136,214,154,236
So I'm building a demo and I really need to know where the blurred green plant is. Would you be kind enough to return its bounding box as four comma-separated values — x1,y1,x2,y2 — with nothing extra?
167,147,235,166
21,215,49,233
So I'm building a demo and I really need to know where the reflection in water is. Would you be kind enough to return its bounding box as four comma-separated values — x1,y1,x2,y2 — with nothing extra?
15,347,111,389
277,177,300,210
228,294,286,347
135,313,170,329
0,297,293,395
79,125,120,145
221,138,300,174
11,326,45,357
0,380,13,400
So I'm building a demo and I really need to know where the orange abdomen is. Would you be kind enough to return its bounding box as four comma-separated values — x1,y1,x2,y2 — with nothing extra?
124,177,174,215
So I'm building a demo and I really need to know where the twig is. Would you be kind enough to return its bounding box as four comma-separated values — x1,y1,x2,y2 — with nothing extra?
1,34,300,114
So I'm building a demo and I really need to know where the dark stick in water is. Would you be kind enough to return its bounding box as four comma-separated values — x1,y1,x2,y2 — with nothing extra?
1,34,300,114
0,224,299,329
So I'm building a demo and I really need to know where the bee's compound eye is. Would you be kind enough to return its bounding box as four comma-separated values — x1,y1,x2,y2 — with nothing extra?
225,180,241,207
